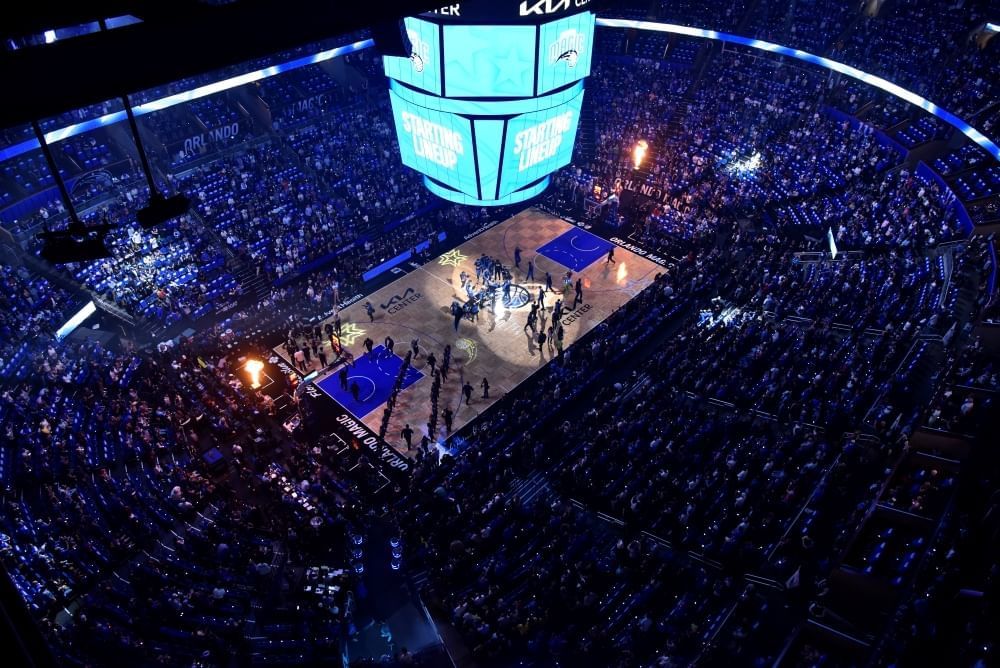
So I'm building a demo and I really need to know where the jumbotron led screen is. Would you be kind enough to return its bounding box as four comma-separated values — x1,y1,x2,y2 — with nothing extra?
443,23,537,98
388,88,476,195
537,12,594,94
382,2,594,205
499,89,583,197
383,18,444,96
389,84,583,202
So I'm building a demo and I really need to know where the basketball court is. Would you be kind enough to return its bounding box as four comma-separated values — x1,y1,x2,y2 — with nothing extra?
274,207,663,452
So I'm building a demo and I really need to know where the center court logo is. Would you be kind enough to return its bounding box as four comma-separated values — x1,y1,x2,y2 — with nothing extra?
503,285,532,309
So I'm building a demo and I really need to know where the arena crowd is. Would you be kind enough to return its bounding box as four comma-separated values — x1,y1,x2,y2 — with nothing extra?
0,3,997,666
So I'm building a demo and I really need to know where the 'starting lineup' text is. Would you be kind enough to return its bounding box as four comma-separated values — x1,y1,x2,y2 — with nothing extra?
513,111,574,171
401,112,465,168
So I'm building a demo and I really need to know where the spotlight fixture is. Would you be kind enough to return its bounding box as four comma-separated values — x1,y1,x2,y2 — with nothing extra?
120,94,190,229
39,219,113,264
31,119,112,263
136,192,192,230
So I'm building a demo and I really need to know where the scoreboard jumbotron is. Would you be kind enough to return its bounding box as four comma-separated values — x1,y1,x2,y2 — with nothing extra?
382,1,595,205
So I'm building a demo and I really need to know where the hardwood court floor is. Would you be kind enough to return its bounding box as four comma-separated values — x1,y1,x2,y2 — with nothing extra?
275,207,663,454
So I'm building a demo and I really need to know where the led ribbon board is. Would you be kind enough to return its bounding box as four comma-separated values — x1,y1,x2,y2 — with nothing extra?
0,39,374,163
595,18,1000,161
382,2,595,205
5,17,995,172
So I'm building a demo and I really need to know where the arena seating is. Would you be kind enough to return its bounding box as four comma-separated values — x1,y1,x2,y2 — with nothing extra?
2,151,62,196
258,66,350,125
742,0,851,55
0,265,83,381
37,100,124,133
0,5,997,667
61,192,234,326
773,167,962,250
933,144,991,178
950,164,1000,202
0,323,364,665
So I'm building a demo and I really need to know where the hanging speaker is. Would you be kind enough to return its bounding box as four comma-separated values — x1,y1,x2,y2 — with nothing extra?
38,222,112,264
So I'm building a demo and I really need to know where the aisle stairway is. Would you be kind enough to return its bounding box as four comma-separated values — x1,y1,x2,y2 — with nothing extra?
233,260,271,304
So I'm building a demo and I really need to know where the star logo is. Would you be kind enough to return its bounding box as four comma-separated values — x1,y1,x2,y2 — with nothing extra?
443,28,494,97
494,46,533,92
337,323,366,347
437,249,467,267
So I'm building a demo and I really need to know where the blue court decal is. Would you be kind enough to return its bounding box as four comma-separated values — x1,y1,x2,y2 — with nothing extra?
535,228,614,272
314,345,424,419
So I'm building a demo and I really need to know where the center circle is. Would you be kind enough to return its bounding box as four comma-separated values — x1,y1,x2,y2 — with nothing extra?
570,235,599,252
346,375,377,402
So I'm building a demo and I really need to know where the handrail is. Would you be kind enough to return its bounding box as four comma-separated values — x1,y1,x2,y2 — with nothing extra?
986,238,999,310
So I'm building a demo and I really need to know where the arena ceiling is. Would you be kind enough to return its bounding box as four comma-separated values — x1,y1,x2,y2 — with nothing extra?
0,0,439,129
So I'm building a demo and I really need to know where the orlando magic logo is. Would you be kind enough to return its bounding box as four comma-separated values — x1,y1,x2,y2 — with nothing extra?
557,49,579,67
381,287,422,313
454,338,478,365
408,29,430,74
548,29,584,68
503,285,532,309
